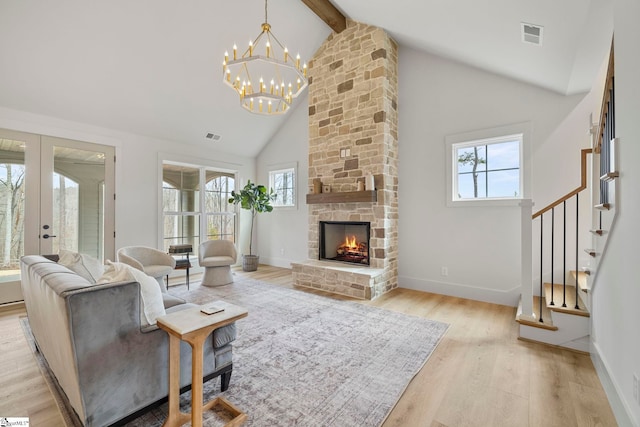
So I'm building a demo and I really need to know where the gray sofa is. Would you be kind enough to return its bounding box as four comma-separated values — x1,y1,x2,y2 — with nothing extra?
20,255,237,427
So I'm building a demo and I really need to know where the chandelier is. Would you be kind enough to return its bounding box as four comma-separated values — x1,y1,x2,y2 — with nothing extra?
222,0,308,115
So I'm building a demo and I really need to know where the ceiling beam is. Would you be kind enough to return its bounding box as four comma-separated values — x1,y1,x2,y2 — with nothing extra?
301,0,347,33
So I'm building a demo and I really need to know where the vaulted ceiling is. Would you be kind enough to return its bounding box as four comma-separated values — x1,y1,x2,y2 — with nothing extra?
0,0,612,157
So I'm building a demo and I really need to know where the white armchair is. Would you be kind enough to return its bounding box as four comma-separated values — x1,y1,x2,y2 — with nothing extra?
198,240,237,287
116,246,176,291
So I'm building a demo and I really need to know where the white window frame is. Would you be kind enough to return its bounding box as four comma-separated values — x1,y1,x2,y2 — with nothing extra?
268,162,297,209
445,122,531,207
158,154,238,251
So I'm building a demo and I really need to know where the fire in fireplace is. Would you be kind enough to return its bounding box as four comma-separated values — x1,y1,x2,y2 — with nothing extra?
319,221,370,265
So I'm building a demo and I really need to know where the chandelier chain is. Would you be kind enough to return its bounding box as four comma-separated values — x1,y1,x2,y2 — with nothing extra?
265,0,268,24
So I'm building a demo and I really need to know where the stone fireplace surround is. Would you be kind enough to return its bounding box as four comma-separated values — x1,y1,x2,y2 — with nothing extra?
291,20,398,300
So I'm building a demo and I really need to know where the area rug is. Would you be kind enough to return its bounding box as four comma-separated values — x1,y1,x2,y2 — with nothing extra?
22,277,449,426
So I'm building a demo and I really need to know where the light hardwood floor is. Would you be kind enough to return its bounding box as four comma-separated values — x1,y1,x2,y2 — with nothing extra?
0,265,617,426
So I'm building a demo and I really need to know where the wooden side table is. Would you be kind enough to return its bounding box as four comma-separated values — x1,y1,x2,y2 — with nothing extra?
157,301,248,427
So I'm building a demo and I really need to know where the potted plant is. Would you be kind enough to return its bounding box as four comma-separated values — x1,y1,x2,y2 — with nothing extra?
228,179,277,271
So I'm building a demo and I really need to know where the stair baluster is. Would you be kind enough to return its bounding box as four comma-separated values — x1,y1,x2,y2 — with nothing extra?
563,200,567,308
575,193,580,310
539,214,544,323
550,207,555,305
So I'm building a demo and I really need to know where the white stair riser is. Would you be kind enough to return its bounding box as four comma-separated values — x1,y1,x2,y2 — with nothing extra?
519,311,590,352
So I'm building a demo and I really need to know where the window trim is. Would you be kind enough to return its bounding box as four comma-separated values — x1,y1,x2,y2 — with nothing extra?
268,162,297,209
445,122,531,207
158,154,238,251
203,173,236,241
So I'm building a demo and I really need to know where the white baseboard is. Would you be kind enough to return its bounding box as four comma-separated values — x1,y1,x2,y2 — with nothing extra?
591,342,638,427
398,275,520,307
258,256,294,269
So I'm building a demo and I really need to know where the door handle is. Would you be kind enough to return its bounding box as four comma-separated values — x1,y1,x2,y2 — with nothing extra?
42,234,57,239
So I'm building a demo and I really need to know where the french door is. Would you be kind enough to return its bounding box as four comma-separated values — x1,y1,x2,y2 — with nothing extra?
0,129,115,304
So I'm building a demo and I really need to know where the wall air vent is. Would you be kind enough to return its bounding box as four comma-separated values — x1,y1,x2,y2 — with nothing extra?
521,22,543,46
205,133,222,141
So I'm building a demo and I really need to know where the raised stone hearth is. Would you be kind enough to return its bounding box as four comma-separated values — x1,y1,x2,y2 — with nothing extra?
294,20,398,300
291,260,384,299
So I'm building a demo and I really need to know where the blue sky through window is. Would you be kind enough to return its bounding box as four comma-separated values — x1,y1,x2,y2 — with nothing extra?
456,139,520,199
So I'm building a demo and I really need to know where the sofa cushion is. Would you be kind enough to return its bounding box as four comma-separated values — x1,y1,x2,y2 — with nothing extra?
97,261,166,327
213,322,237,348
162,293,186,309
58,250,105,283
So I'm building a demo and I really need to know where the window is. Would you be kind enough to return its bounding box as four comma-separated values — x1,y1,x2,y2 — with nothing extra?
454,135,521,199
162,165,201,253
52,173,80,254
204,171,235,240
269,164,296,208
446,123,530,207
162,162,236,255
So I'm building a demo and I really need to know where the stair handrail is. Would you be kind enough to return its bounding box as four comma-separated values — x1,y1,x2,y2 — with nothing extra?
532,148,592,219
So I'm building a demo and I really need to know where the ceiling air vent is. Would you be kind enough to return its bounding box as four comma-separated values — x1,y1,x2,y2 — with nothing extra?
205,133,222,141
521,22,543,46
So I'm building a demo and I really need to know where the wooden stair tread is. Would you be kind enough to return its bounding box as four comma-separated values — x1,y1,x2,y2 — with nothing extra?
584,248,597,257
544,283,590,317
516,296,558,331
571,270,589,293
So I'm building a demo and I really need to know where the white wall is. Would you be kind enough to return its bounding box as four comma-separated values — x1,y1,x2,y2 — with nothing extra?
397,48,596,306
0,106,255,260
591,1,640,425
255,100,310,268
256,45,606,306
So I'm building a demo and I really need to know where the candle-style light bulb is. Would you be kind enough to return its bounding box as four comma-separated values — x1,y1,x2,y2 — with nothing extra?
249,40,253,56
284,47,289,62
259,77,264,92
296,54,300,69
268,100,272,113
235,76,241,88
226,68,231,82
224,51,229,63
233,44,237,60
270,79,274,94
297,78,301,91
259,99,263,112
303,63,307,77
266,41,270,58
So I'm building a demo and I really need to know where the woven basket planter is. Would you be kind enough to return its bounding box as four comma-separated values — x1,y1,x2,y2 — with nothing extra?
242,255,259,272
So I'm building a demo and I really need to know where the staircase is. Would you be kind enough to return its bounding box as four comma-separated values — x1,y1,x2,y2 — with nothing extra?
517,277,591,352
516,45,617,353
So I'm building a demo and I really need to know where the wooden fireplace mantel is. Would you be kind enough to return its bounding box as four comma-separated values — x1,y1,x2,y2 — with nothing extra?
306,190,377,204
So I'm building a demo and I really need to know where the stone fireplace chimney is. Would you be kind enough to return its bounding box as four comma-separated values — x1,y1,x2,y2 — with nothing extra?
292,20,398,300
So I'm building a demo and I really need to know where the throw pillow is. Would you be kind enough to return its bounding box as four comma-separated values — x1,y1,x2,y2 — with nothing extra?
97,261,166,327
58,249,105,283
